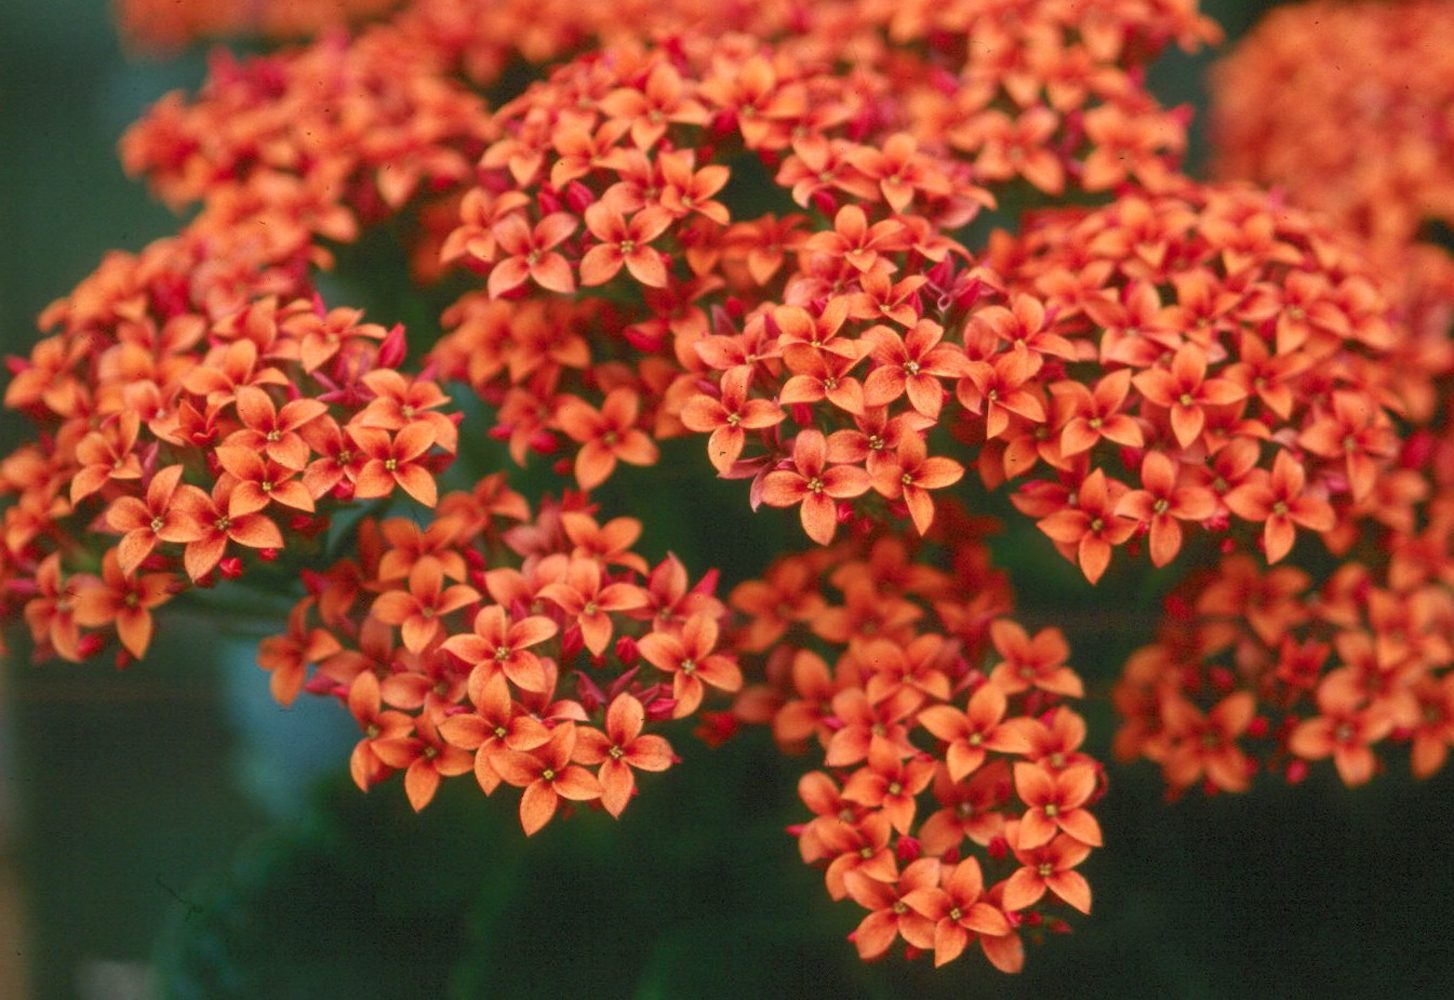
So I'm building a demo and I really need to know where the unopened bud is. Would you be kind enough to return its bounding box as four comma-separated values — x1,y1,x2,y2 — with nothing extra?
614,635,639,665
377,324,407,369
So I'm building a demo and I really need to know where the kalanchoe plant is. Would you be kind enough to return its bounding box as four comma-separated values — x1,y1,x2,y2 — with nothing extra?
4,0,1453,981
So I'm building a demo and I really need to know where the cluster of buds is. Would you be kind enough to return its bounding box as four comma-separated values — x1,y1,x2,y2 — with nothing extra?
264,480,742,829
730,516,1101,968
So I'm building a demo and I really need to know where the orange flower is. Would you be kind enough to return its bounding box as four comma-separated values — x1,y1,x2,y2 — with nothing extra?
760,430,871,545
370,559,481,652
1158,691,1256,793
1002,831,1093,914
438,672,551,795
213,447,316,515
224,385,326,469
1012,762,1102,849
539,557,646,656
72,550,178,660
69,412,145,504
345,672,414,792
917,682,1030,781
637,612,742,718
491,722,601,835
841,741,935,835
957,350,1046,440
862,319,969,419
105,464,204,574
579,204,673,287
574,693,674,816
440,604,557,693
679,367,784,474
843,858,940,960
372,712,473,812
348,423,440,507
802,205,907,273
1288,672,1394,786
989,621,1083,697
555,388,659,489
1223,449,1335,563
172,478,285,581
902,857,1012,967
870,435,964,535
1132,344,1246,449
487,212,578,297
1114,451,1217,567
1049,369,1144,456
255,600,341,705
1034,468,1134,584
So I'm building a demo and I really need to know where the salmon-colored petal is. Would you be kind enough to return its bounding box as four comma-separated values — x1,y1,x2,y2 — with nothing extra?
553,765,602,802
404,760,440,812
1056,807,1103,846
1002,868,1045,912
851,910,899,960
519,780,559,835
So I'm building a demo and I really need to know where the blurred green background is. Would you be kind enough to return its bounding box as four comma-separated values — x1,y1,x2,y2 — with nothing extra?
6,2,1454,998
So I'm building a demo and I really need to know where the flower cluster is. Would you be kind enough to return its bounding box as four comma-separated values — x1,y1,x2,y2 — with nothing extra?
15,0,1454,979
1112,406,1454,794
114,0,402,52
1211,1,1454,261
981,183,1449,581
731,521,1102,968
263,481,741,830
2,186,460,665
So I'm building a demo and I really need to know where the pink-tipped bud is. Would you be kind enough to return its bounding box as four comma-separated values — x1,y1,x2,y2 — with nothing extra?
614,635,639,665
564,180,595,215
895,836,922,863
377,324,407,369
559,625,584,660
219,557,245,579
644,696,678,721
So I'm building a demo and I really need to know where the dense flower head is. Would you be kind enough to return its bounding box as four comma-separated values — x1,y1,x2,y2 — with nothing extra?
1209,0,1454,431
984,181,1450,582
1210,0,1454,262
0,188,459,664
730,518,1102,968
1114,409,1454,795
263,480,738,829
32,0,1454,981
115,0,402,52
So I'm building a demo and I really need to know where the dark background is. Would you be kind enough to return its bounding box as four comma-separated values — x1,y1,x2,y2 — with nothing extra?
6,2,1454,998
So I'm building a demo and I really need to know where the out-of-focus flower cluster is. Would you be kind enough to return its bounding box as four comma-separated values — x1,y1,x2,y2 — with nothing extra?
1210,0,1454,364
730,518,1100,968
116,0,402,53
1211,0,1454,260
